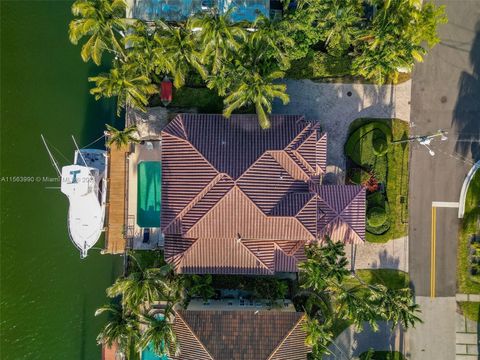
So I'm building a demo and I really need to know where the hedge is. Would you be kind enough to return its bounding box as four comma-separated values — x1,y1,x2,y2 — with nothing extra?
287,51,352,79
367,207,388,227
366,192,391,235
345,121,392,183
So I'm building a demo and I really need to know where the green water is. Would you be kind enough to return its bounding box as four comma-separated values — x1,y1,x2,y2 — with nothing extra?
1,2,124,359
137,162,161,228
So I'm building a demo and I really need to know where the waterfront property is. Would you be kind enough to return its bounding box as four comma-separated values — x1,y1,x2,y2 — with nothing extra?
126,0,274,22
161,114,366,275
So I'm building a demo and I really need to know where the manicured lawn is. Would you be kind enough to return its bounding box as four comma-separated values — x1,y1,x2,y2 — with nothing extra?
457,170,480,294
344,269,410,290
459,301,480,322
359,351,405,360
346,119,410,243
170,87,224,113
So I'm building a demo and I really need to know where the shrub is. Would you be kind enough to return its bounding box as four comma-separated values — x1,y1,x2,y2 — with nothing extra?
372,131,389,156
348,167,371,185
286,51,352,79
362,173,380,192
367,207,388,227
345,122,392,166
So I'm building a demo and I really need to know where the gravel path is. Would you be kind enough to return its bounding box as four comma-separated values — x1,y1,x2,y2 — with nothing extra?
345,236,409,273
272,79,412,171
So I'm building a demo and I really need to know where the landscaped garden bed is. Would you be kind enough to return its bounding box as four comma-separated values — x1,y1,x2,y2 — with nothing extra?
457,171,480,294
345,118,410,243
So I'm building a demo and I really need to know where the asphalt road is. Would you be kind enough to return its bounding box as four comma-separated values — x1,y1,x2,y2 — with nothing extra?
409,1,480,298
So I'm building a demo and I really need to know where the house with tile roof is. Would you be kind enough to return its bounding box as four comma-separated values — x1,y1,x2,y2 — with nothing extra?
172,310,310,360
161,114,366,275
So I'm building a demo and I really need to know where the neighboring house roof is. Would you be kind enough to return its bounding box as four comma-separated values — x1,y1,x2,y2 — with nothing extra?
161,114,366,274
173,310,309,360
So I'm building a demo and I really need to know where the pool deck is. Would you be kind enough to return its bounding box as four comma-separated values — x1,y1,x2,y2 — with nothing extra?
127,141,163,250
104,145,129,254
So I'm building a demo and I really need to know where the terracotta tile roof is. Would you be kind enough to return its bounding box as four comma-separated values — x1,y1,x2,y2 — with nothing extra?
161,114,364,274
173,310,309,360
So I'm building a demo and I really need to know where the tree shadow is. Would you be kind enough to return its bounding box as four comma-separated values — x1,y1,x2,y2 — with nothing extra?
370,248,401,270
452,21,480,162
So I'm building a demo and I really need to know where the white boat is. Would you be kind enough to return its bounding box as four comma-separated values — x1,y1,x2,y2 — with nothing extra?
42,135,107,258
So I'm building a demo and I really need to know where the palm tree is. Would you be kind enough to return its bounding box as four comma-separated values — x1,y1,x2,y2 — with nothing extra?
353,0,446,83
105,124,140,149
69,0,127,65
311,0,363,56
185,274,215,302
302,316,333,356
154,21,206,89
124,20,167,80
88,63,158,115
95,302,140,355
251,15,294,69
107,260,174,310
189,8,246,75
223,69,289,130
298,238,421,357
138,310,180,357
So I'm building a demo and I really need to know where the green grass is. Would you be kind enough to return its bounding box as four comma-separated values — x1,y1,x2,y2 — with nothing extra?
457,171,480,294
286,51,411,84
346,118,410,243
344,269,410,290
359,351,405,360
169,86,224,113
286,51,352,80
459,302,480,322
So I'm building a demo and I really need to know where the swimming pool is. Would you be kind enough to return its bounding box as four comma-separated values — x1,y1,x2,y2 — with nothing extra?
141,342,169,360
141,313,169,360
137,161,161,228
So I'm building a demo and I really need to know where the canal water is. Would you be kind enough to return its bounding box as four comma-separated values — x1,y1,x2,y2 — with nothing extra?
1,2,124,359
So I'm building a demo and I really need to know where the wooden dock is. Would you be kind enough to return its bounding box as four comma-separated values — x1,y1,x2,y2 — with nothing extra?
104,145,128,254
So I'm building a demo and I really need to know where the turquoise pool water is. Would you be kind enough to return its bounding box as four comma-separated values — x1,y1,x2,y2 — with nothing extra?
141,342,170,360
141,313,169,360
137,161,161,227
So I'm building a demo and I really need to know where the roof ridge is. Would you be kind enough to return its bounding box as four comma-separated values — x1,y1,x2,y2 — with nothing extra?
292,149,315,175
267,314,306,360
174,310,215,360
239,239,275,273
268,150,310,181
285,120,311,151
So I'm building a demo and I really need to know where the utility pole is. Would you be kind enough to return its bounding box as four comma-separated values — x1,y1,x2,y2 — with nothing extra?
392,129,448,156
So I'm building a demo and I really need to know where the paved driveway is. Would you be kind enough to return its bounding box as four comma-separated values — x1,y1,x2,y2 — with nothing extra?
273,80,411,170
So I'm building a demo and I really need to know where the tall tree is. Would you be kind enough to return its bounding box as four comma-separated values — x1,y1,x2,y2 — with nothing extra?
310,0,363,56
89,62,157,115
223,69,289,130
189,8,246,75
107,259,175,311
69,0,127,65
124,20,168,80
154,21,207,88
353,0,446,83
137,309,180,357
95,302,140,356
251,15,294,70
105,124,140,149
298,237,421,358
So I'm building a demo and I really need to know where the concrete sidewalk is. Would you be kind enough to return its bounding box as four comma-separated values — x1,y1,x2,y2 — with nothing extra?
409,297,456,359
345,236,409,273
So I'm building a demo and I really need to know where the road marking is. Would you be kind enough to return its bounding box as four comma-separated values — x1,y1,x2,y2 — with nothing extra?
431,201,459,208
431,206,437,298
